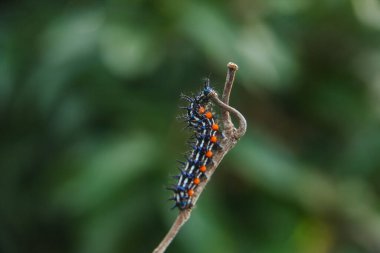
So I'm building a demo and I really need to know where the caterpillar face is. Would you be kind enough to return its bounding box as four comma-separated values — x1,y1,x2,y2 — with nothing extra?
202,78,214,96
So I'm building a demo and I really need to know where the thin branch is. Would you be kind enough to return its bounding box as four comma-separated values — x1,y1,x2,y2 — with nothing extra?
152,211,190,253
222,62,239,105
221,62,239,132
153,62,246,253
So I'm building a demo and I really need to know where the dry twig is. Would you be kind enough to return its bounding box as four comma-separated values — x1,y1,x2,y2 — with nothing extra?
153,62,246,253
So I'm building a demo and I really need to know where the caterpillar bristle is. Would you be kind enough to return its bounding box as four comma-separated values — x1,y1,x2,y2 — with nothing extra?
166,186,176,192
176,160,186,165
201,173,208,180
176,114,188,120
180,93,192,99
214,142,222,150
176,167,186,174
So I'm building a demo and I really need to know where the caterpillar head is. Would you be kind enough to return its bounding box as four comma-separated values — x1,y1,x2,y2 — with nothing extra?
202,78,213,96
195,78,214,103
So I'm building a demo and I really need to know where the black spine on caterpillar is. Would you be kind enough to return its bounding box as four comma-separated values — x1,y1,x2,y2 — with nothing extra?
169,79,221,210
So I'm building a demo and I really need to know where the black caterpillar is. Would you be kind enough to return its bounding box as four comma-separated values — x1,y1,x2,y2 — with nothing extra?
168,79,221,210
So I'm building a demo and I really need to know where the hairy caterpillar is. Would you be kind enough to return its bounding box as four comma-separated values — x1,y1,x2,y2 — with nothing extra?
168,79,221,210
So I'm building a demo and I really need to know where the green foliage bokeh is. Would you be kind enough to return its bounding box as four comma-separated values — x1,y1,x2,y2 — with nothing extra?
1,1,380,253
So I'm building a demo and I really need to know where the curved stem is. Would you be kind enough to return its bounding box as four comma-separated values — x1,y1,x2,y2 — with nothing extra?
210,91,247,140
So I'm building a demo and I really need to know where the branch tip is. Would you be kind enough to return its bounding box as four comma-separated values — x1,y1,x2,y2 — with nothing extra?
227,62,238,70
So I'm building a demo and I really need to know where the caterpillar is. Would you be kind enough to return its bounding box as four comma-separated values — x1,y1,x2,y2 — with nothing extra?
168,79,221,210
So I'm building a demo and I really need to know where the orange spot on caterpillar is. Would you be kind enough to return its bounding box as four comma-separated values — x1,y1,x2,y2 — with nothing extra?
210,136,217,143
205,112,212,119
187,189,194,196
206,150,213,158
212,124,219,131
199,165,206,172
198,106,205,114
193,178,200,185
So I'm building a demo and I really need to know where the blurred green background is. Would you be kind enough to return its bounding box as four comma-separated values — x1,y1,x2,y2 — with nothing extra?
1,0,380,252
